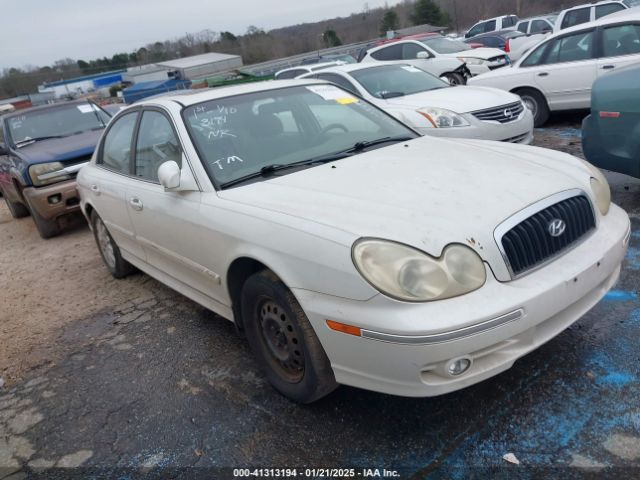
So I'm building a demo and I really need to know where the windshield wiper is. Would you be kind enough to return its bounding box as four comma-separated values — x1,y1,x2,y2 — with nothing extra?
15,135,66,148
219,136,415,189
380,91,406,99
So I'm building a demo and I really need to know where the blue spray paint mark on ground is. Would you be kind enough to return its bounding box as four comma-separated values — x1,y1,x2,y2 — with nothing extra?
604,290,637,301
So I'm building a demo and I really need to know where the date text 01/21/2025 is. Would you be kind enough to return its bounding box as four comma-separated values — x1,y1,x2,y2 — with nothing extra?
232,468,401,478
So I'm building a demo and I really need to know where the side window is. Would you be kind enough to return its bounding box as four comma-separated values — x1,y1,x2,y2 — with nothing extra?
602,24,640,57
531,19,551,33
402,43,429,59
481,36,500,48
544,30,595,64
315,73,359,94
467,23,485,38
0,122,5,145
503,16,517,28
134,111,181,182
100,112,138,174
517,21,529,33
561,8,590,30
596,3,626,19
484,20,497,32
371,44,403,60
521,42,549,66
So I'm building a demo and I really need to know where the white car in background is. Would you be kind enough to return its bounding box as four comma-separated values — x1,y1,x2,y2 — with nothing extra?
468,8,640,126
360,36,511,81
275,61,345,80
554,0,628,32
300,63,533,143
515,15,557,35
465,14,519,38
78,80,628,403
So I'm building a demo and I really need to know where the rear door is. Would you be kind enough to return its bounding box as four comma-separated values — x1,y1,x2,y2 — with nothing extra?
87,110,146,260
597,23,640,76
533,28,598,109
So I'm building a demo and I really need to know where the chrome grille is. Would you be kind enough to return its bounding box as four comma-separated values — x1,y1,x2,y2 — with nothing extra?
499,194,596,277
472,101,524,123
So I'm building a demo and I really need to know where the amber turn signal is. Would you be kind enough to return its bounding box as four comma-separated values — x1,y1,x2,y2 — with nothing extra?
326,320,362,337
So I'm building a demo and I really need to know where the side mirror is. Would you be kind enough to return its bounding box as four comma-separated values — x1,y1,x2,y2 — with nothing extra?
158,161,181,189
416,51,430,60
158,158,198,192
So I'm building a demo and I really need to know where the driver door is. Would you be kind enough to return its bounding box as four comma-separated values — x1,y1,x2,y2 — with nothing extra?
125,108,221,298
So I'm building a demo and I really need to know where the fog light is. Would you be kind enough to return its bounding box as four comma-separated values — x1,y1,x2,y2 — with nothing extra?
48,194,62,205
447,358,471,376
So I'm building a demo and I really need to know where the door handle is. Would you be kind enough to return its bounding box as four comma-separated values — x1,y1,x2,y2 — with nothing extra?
129,197,143,211
537,72,549,77
601,65,615,70
90,184,100,195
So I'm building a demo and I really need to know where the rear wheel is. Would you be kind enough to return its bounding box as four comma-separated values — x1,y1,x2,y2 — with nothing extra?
442,72,465,86
516,88,550,127
91,211,136,278
241,270,338,403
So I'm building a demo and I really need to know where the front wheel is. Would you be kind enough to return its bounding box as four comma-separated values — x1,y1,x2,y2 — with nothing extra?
442,72,465,86
23,196,60,239
91,211,136,278
241,270,338,403
516,88,550,127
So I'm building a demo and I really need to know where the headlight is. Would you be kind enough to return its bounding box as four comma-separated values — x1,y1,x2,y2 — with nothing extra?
457,57,486,65
352,239,486,302
417,107,470,128
582,160,611,215
29,162,71,187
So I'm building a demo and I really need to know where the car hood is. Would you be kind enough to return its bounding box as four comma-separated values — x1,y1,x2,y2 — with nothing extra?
381,86,521,113
15,130,103,165
441,47,506,59
219,136,592,281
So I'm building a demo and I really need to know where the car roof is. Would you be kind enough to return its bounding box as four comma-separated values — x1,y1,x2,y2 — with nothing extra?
469,29,524,39
276,61,343,76
136,79,333,108
298,62,419,76
562,0,626,12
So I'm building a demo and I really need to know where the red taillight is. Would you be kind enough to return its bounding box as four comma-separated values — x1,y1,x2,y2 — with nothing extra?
505,39,510,53
599,111,621,118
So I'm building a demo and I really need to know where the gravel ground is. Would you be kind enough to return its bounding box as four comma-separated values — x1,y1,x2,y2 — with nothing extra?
1,112,640,479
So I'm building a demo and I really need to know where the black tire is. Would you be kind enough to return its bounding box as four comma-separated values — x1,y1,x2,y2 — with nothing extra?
23,196,61,239
442,72,465,86
1,186,29,219
91,211,136,278
516,88,550,127
241,270,338,403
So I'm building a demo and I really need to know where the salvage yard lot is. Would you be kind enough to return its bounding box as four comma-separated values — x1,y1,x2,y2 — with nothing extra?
2,115,640,478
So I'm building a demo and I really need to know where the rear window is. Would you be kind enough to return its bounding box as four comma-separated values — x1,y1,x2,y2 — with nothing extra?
531,19,552,33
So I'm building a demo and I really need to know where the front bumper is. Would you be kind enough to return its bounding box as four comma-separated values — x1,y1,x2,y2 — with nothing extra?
294,204,629,397
415,108,534,144
22,179,82,220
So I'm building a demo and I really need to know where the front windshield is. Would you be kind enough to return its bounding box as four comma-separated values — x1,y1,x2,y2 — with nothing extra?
7,103,109,146
351,65,448,98
422,37,469,53
183,85,418,187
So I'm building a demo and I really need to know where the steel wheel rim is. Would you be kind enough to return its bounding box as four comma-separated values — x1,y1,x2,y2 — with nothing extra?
258,299,304,383
96,219,116,270
522,96,538,117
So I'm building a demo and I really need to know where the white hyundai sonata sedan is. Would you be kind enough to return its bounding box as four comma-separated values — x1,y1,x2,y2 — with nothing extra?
78,80,629,403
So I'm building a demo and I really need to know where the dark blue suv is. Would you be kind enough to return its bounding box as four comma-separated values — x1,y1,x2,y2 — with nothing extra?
0,101,110,238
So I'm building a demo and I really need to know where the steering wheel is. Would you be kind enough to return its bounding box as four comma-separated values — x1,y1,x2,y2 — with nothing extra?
316,123,348,142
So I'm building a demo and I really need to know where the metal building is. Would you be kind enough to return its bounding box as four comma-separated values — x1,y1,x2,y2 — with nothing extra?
156,52,243,81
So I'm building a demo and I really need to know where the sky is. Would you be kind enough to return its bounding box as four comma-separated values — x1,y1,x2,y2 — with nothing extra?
1,0,396,70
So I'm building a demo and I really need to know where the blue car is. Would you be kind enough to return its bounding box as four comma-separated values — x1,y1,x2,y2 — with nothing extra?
0,101,111,238
582,63,640,178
